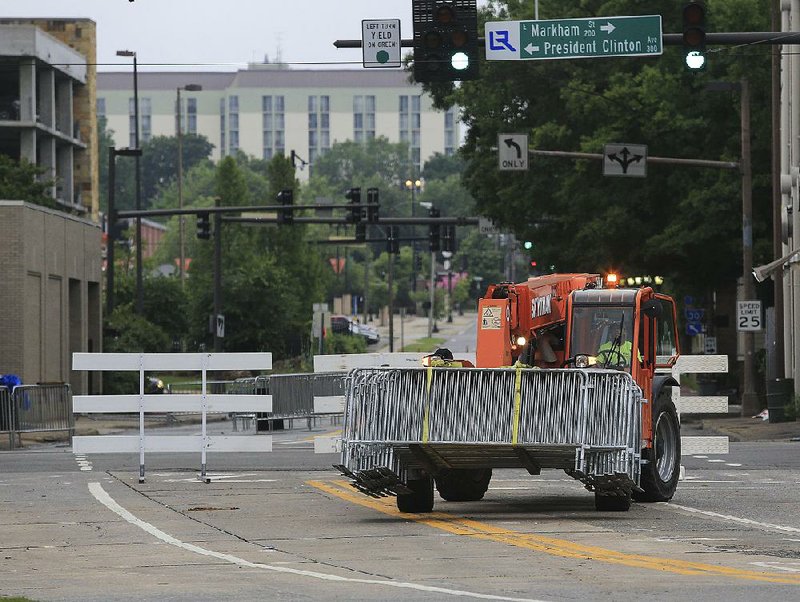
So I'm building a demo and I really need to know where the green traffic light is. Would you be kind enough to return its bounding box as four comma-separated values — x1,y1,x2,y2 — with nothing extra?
523,241,533,250
451,52,469,71
685,50,706,70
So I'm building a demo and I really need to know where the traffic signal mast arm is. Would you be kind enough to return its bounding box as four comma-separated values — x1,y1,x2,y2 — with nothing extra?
334,31,800,48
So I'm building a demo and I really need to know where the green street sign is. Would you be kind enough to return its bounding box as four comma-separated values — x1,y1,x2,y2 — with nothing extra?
485,15,662,61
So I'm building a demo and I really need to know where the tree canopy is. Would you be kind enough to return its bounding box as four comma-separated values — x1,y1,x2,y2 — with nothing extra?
423,0,774,298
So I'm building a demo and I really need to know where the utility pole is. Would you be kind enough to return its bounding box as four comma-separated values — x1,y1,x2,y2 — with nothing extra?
106,147,116,317
739,78,759,417
213,196,222,352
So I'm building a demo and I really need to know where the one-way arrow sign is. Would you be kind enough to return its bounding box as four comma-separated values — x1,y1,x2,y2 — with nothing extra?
498,133,529,171
603,143,647,177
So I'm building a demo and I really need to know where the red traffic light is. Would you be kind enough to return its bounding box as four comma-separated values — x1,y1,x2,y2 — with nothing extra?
530,260,538,268
434,4,455,24
683,2,705,26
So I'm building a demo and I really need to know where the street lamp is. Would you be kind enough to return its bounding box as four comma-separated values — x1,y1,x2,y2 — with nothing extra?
176,84,202,286
405,178,422,291
116,49,144,315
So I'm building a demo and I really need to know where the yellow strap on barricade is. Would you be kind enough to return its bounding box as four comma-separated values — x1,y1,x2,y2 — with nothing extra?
511,362,524,444
422,365,433,443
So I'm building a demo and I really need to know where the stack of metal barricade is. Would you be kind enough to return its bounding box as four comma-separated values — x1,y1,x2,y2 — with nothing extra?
340,367,642,493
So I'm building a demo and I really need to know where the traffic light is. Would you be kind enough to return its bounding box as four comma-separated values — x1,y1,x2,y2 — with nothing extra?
196,212,210,239
682,2,706,70
415,254,423,271
442,224,456,252
345,187,362,223
428,207,441,252
523,240,533,250
387,226,400,254
276,189,294,225
366,187,379,223
412,0,479,83
355,222,366,243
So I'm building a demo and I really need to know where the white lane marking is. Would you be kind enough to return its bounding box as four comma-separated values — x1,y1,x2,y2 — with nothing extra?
751,561,800,573
725,463,742,467
75,455,92,472
692,455,709,459
88,482,546,602
163,478,277,483
707,459,726,463
662,502,800,535
653,537,738,542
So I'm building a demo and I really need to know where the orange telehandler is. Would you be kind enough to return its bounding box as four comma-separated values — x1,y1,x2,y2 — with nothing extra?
337,273,682,512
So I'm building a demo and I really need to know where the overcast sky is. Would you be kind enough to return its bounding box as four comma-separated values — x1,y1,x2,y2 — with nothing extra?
0,0,457,71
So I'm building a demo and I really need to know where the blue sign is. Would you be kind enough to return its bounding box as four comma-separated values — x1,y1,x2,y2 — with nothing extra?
686,322,703,337
685,308,705,321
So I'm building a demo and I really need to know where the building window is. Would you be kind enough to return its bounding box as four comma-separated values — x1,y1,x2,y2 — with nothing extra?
308,95,330,166
128,97,136,148
140,98,152,143
353,95,375,143
186,97,197,135
400,95,422,172
262,95,285,160
219,98,226,157
228,95,239,154
96,98,106,120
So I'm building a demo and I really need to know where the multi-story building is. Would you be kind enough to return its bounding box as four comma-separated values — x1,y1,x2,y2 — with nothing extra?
0,19,102,394
97,65,460,178
0,18,99,216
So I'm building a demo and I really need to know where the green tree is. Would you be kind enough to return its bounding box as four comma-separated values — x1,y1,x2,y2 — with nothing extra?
420,0,773,300
0,155,54,207
139,134,214,204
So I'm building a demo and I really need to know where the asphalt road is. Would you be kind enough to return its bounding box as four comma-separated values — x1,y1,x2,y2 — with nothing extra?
2,422,800,602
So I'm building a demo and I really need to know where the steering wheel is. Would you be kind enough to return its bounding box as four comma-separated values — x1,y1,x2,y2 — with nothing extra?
596,348,627,368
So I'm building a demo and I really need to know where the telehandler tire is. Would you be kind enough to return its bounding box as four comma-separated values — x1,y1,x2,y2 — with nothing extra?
594,493,631,512
634,391,681,503
435,468,492,502
397,476,434,513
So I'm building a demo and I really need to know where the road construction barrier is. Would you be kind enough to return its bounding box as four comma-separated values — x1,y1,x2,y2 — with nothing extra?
72,353,272,482
658,355,730,455
0,384,73,448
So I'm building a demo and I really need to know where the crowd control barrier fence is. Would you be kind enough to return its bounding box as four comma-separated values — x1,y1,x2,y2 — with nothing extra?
0,384,73,448
72,352,272,482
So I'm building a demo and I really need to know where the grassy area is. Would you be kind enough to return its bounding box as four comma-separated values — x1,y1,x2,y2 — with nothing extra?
402,337,446,353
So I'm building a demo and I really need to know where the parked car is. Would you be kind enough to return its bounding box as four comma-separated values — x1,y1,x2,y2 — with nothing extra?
330,315,380,345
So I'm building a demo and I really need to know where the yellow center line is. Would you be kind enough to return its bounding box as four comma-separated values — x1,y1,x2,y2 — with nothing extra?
307,479,800,586
300,429,342,443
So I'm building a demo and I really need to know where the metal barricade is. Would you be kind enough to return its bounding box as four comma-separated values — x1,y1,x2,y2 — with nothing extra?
231,374,347,431
0,384,74,448
341,367,642,494
1,386,14,448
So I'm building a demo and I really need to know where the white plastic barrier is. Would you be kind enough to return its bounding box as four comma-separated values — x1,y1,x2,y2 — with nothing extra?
658,354,730,455
72,352,273,482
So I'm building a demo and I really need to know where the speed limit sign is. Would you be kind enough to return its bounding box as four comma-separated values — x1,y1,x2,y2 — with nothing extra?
737,300,762,331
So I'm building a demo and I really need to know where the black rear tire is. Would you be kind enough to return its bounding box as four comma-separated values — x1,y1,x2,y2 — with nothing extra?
634,391,681,502
397,476,434,513
595,493,631,512
435,469,492,502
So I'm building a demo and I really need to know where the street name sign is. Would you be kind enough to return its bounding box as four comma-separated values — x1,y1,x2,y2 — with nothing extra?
498,133,529,171
478,217,501,236
485,15,662,61
603,143,647,177
737,300,762,331
362,19,401,68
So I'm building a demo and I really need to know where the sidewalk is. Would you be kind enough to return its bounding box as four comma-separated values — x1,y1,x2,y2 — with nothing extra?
682,414,800,443
371,311,476,353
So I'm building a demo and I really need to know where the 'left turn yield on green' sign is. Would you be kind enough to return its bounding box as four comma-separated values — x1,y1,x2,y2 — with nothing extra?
362,19,401,68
